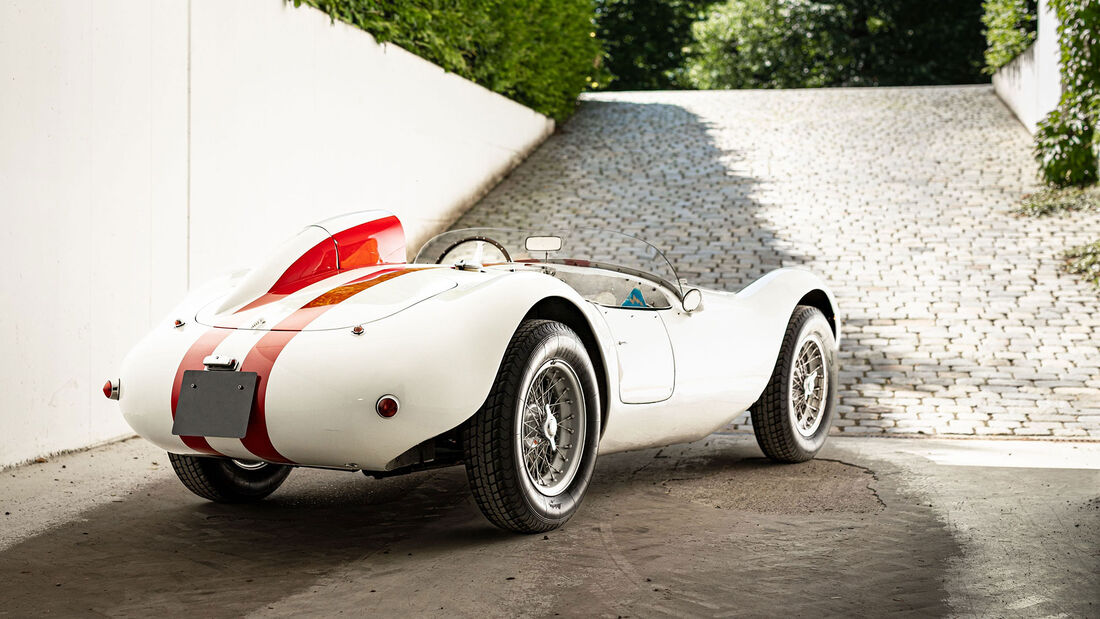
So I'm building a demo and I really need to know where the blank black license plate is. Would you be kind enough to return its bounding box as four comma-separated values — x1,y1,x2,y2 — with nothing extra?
172,370,258,439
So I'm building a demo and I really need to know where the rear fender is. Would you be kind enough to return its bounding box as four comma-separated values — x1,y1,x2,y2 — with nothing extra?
250,270,616,469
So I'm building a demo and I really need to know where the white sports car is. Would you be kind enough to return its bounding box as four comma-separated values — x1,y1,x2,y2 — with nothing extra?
107,210,840,533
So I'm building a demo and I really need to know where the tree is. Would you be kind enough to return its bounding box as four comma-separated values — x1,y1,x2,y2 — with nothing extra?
683,0,986,90
596,0,718,90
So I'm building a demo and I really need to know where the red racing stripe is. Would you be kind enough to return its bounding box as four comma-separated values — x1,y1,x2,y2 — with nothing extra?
170,328,235,456
238,267,416,463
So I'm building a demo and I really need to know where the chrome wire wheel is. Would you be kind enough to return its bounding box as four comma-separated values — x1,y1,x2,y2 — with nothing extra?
788,334,828,438
515,359,586,497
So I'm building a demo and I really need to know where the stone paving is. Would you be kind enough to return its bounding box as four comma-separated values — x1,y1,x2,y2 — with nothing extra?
454,86,1100,439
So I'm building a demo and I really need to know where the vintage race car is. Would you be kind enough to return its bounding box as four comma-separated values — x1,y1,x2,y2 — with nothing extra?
107,210,839,533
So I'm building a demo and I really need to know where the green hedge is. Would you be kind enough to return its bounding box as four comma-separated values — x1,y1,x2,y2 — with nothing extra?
1034,0,1098,187
981,0,1037,73
294,0,602,121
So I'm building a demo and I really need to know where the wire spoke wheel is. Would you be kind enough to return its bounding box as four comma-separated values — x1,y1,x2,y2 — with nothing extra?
464,319,600,533
788,334,828,438
752,305,837,463
516,359,586,497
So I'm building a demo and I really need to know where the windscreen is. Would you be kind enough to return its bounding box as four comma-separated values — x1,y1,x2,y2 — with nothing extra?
414,227,682,297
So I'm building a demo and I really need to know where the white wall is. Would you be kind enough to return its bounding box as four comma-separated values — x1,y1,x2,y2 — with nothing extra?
0,0,553,468
187,1,553,284
993,0,1062,133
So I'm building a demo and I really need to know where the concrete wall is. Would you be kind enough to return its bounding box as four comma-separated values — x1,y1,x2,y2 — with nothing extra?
993,0,1062,133
0,0,553,468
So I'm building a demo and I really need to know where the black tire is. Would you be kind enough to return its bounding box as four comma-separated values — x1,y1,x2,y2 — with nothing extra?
463,319,601,533
752,305,838,463
168,452,291,502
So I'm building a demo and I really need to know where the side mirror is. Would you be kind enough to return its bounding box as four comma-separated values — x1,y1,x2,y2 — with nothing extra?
682,288,703,313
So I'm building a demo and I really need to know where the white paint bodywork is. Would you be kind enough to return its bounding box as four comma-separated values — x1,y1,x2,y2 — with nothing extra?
599,309,676,404
597,269,839,454
117,224,839,471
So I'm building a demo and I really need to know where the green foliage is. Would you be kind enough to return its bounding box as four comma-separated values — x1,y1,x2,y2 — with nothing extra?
685,0,847,89
683,0,987,90
1017,184,1100,216
1065,240,1100,287
1034,0,1099,187
594,0,716,90
981,0,1037,73
294,0,602,121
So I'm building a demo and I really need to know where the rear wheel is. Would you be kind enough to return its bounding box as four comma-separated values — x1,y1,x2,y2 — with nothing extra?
168,452,291,502
752,305,838,463
463,319,601,533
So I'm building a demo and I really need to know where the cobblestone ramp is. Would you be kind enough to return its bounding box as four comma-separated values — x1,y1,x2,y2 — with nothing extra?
454,86,1100,438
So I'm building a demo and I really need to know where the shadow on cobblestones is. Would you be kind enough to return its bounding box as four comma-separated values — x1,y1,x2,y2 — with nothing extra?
453,100,803,290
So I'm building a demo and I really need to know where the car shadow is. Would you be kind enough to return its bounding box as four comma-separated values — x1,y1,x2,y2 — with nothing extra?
0,441,788,615
0,437,957,617
0,466,496,616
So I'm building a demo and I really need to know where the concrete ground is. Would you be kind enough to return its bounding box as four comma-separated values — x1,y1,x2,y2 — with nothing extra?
1,435,1097,617
454,86,1100,438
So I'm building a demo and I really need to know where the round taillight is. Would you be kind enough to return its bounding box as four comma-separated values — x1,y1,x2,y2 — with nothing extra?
376,395,399,418
103,379,119,400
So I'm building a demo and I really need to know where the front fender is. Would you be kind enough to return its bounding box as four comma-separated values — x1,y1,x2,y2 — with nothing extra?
735,267,841,347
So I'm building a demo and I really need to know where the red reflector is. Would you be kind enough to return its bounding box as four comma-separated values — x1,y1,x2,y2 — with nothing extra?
376,395,399,418
102,380,119,400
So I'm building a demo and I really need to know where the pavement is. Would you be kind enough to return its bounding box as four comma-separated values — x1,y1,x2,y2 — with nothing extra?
453,86,1100,438
1,435,1097,617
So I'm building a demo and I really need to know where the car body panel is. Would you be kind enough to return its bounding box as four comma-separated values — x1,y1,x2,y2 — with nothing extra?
597,269,839,454
597,308,675,404
115,211,839,471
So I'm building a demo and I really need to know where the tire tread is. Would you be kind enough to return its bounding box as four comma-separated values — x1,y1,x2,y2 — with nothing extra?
752,306,828,463
463,320,578,533
169,452,229,501
168,452,290,502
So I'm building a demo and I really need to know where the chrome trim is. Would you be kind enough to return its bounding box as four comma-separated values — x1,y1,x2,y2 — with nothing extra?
202,355,238,371
231,459,268,471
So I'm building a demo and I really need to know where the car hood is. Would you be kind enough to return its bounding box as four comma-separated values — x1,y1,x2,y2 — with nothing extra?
194,265,458,332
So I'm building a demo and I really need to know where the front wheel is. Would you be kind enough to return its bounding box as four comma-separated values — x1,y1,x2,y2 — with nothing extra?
168,453,292,502
463,319,601,533
752,305,838,463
